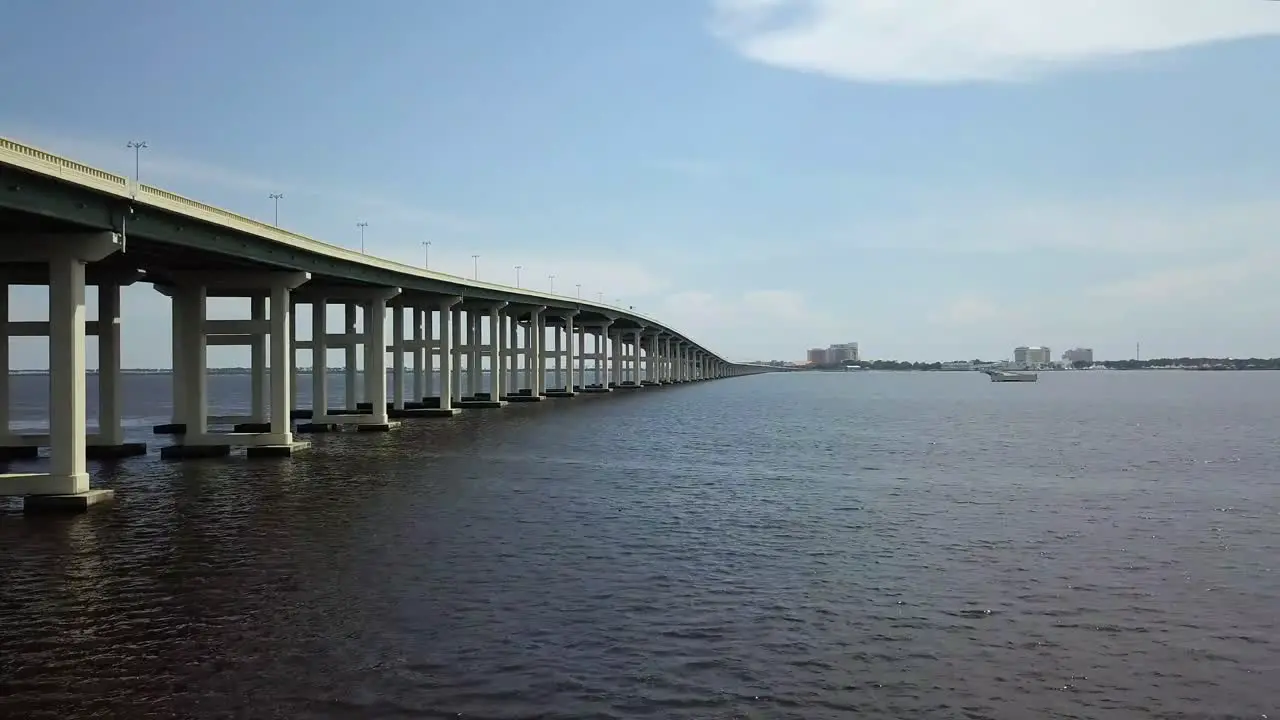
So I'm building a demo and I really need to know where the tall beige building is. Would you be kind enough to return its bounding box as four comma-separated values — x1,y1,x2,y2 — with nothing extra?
1014,346,1051,366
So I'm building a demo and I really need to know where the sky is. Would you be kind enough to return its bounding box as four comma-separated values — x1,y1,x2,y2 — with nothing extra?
3,0,1280,367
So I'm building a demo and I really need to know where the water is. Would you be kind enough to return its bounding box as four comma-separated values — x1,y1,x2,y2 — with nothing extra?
1,370,1277,718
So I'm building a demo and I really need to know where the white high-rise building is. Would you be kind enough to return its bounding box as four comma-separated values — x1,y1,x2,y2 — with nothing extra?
828,342,860,364
1063,348,1094,365
1014,346,1051,366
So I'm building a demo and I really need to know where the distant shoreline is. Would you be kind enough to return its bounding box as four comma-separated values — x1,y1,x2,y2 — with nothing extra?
8,359,1280,375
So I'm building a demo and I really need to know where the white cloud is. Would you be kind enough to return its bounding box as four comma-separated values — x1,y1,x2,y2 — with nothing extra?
710,0,1280,83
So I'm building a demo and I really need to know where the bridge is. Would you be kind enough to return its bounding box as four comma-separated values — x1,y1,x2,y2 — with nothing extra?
0,137,777,513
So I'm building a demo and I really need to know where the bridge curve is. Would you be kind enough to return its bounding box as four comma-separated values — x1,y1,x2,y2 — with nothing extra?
0,136,781,513
0,137,723,356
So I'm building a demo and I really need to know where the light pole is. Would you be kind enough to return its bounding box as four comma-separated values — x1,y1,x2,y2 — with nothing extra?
125,140,147,184
269,193,283,226
472,254,480,280
514,265,522,288
422,241,431,269
576,283,582,299
597,292,604,302
549,275,556,294
357,222,369,253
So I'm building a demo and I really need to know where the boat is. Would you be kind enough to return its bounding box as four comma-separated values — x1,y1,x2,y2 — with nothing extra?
984,369,1038,383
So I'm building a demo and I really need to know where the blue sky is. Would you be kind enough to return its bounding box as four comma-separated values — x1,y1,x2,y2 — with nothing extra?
3,0,1280,366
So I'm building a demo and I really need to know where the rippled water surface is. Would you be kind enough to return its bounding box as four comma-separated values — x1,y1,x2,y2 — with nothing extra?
2,370,1277,719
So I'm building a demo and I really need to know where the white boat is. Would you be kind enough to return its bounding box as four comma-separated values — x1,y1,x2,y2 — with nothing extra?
984,370,1038,383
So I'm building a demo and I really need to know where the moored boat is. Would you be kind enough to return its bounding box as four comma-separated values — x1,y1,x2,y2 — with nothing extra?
984,370,1038,383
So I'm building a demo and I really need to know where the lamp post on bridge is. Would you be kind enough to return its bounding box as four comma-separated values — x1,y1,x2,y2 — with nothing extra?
125,140,148,185
356,222,369,254
422,241,431,269
549,275,556,294
269,193,283,226
472,254,480,280
597,292,603,303
514,265,522,288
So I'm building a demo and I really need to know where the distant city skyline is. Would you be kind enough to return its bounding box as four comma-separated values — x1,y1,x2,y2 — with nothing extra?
3,1,1280,366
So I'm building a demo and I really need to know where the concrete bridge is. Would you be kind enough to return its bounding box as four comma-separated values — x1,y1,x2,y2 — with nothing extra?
0,137,777,513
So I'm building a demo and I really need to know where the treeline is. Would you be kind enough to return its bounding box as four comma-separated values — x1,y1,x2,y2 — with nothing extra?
1098,358,1280,370
808,357,1280,371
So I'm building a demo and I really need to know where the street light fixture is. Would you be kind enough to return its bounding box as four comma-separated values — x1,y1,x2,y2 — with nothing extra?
549,275,556,294
472,254,480,280
356,222,369,253
269,193,283,226
422,241,431,269
514,265,522,288
576,283,582,298
125,140,148,184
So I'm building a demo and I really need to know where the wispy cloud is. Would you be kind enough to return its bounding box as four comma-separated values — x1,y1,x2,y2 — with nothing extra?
710,0,1280,84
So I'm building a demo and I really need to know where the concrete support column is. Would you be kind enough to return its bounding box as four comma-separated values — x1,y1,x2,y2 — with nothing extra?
179,285,209,436
250,296,267,423
412,307,425,401
468,311,481,398
507,312,519,394
488,304,506,399
596,325,610,387
611,330,622,385
576,323,586,390
533,310,546,394
451,307,463,403
631,330,643,385
661,339,668,381
522,320,533,390
289,302,298,417
0,283,8,436
344,303,359,409
438,299,458,411
170,296,186,424
564,313,577,392
311,299,328,419
392,304,406,410
364,300,389,423
48,253,90,492
524,309,542,392
552,322,563,389
268,285,294,441
96,283,124,445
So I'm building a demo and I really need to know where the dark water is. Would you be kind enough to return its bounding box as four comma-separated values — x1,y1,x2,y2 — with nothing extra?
1,371,1277,719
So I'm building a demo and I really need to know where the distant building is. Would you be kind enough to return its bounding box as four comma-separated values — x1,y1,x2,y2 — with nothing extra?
1014,346,1051,366
807,348,829,365
1062,348,1094,365
828,342,860,364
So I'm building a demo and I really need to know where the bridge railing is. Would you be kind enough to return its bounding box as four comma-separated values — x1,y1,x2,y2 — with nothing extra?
0,138,131,196
0,136,727,357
